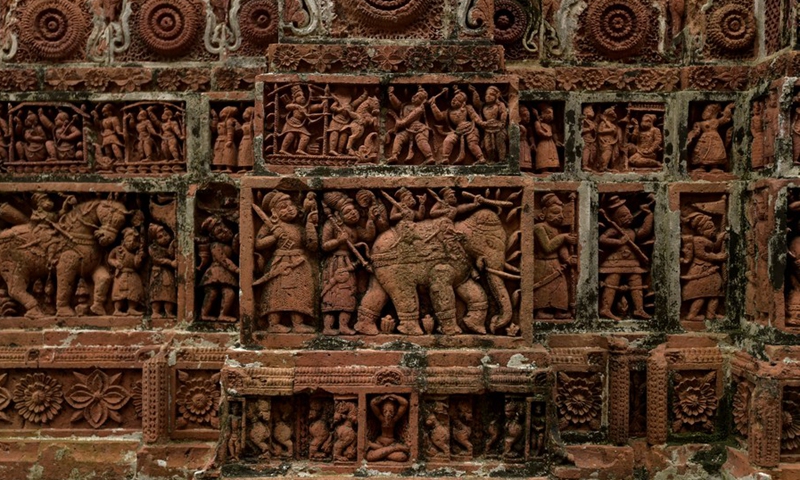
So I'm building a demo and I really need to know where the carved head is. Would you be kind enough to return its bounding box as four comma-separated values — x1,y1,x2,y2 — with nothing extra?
54,112,69,127
24,112,39,127
687,212,716,239
582,105,595,120
381,398,398,420
702,104,721,120
252,399,271,421
504,400,520,418
520,106,530,124
137,109,148,121
456,401,472,422
31,193,54,211
102,104,115,116
485,86,500,103
602,107,617,122
264,191,298,222
752,101,763,116
412,87,428,105
539,104,554,122
243,107,254,121
440,187,457,205
161,109,174,121
613,205,633,227
202,215,234,243
540,193,564,227
451,90,467,108
641,114,655,130
149,223,172,247
121,227,141,251
396,187,415,207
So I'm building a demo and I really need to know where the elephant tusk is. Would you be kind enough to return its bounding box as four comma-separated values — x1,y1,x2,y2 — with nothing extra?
484,266,520,281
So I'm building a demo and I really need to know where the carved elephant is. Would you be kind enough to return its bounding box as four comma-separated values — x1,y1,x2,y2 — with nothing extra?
353,209,513,335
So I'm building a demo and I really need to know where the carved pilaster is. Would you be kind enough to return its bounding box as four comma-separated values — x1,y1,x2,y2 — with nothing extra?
646,344,668,445
143,350,169,443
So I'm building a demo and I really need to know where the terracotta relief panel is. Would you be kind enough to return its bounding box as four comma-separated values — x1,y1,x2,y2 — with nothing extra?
750,89,779,170
242,178,528,346
520,101,564,173
260,75,518,169
0,188,178,328
686,101,735,174
194,184,240,324
582,103,666,173
597,191,655,321
678,190,728,328
533,189,578,321
210,101,257,173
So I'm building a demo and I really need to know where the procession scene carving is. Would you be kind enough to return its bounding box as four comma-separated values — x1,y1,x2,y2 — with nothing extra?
2,0,800,477
262,80,515,167
0,101,186,174
248,184,522,337
0,191,177,324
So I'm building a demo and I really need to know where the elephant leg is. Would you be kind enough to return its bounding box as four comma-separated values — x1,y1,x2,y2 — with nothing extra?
90,265,111,316
429,265,461,335
354,276,386,335
1,263,40,317
486,271,513,334
456,278,488,334
393,280,422,336
56,251,80,316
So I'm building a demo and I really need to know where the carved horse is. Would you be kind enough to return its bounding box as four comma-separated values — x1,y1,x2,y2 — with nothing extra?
0,198,130,317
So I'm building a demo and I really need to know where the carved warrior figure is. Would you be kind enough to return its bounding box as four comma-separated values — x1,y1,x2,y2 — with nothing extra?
430,87,486,164
126,105,185,163
197,215,239,322
279,85,324,155
320,191,375,335
471,85,509,163
148,223,177,318
387,86,435,165
581,105,597,170
518,107,533,170
530,104,561,172
681,199,727,322
333,400,357,462
92,104,125,169
533,193,577,319
366,394,410,462
598,194,654,320
254,191,318,333
0,195,134,318
687,103,734,172
108,227,145,315
763,90,778,166
750,101,765,169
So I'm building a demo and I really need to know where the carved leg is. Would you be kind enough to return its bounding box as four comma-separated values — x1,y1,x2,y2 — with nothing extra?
90,266,111,316
485,271,512,333
201,286,218,321
456,279,488,334
322,313,338,336
392,279,423,335
279,133,296,154
354,277,387,335
599,274,620,320
267,313,291,333
3,268,40,317
686,298,705,321
339,312,355,335
218,286,237,322
629,275,651,319
56,251,80,316
290,313,315,333
429,265,461,334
